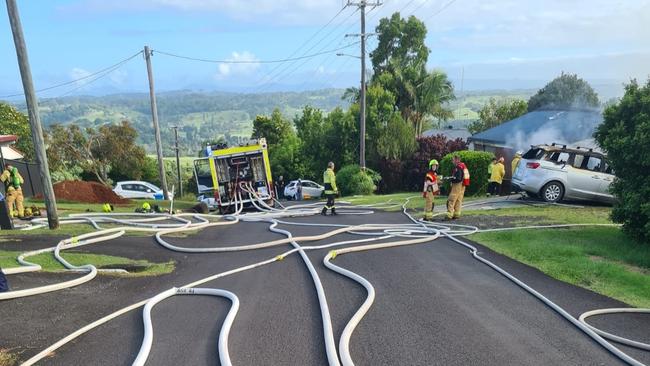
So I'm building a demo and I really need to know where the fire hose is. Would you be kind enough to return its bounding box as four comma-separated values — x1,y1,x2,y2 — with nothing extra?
3,191,648,366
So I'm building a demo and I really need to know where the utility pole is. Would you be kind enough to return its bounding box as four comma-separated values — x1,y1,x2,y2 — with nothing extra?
6,0,59,229
346,0,381,170
171,126,182,197
143,46,169,200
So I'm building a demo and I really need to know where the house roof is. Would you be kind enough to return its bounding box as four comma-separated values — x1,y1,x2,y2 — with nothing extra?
1,145,24,160
422,127,471,140
469,110,603,150
0,134,18,145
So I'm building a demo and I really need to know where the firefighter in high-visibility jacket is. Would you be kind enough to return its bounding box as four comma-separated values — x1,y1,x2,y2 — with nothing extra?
422,159,440,221
0,164,25,218
321,161,338,216
446,155,470,220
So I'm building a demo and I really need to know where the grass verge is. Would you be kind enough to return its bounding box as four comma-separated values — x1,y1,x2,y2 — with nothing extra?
343,192,479,211
0,349,18,366
0,250,174,277
465,204,613,224
472,226,650,308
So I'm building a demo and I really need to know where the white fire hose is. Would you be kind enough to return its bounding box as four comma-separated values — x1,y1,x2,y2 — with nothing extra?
4,191,648,366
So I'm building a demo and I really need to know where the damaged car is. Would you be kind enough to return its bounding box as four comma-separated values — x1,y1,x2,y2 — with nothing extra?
511,143,615,204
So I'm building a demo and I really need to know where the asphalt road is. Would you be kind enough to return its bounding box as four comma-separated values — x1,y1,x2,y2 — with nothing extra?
1,209,648,365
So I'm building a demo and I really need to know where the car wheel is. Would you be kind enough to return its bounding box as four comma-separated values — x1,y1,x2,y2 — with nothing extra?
541,182,564,203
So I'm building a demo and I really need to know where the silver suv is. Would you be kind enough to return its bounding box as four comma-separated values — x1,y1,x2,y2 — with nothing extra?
512,143,615,203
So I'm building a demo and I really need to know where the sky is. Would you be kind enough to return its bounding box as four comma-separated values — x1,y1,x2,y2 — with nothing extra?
1,0,649,99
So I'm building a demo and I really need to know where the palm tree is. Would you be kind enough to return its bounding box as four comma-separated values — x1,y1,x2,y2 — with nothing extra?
413,69,455,135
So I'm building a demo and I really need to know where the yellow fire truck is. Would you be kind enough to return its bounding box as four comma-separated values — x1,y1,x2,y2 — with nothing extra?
194,138,274,213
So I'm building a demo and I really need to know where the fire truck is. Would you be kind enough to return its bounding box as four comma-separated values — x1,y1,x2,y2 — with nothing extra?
194,138,274,213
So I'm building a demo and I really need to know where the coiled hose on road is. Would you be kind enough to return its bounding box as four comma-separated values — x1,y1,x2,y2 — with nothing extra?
3,191,648,366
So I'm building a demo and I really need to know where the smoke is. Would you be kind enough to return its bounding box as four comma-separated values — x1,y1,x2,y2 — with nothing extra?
504,109,602,151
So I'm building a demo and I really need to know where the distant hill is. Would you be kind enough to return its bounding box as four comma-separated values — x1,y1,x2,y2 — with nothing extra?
29,89,348,156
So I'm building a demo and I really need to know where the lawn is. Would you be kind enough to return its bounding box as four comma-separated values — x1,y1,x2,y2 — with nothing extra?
465,204,613,224
472,227,650,308
0,349,17,366
344,192,479,212
0,249,174,277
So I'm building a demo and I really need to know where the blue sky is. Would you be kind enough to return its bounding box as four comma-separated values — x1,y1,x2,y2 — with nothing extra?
1,0,649,99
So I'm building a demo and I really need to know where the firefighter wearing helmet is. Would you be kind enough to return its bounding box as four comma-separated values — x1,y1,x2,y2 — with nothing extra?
446,155,470,220
0,164,25,218
422,159,440,221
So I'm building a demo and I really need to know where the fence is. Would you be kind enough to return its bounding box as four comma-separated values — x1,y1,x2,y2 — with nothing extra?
0,159,43,198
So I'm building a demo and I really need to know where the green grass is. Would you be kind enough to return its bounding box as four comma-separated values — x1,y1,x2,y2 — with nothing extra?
0,249,174,277
465,205,614,224
0,349,18,366
344,192,478,211
472,227,650,308
0,198,199,237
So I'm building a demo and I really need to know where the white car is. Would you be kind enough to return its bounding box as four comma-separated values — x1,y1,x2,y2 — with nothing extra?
512,144,615,204
113,181,173,200
284,180,324,200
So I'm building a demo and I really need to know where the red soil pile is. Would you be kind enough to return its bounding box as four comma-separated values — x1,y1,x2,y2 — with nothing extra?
52,180,130,204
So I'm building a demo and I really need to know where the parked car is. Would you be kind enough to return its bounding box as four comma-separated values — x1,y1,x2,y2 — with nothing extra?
113,181,173,200
284,180,324,200
511,143,615,204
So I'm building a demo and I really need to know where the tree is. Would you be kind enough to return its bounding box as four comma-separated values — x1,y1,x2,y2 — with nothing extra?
528,72,600,111
370,12,429,76
0,102,34,160
468,98,528,134
45,120,147,185
251,108,292,145
594,79,650,243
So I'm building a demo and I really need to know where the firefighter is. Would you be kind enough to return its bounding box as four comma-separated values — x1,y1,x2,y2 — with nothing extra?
321,162,338,216
488,157,506,196
422,159,440,221
511,151,523,176
446,155,470,220
0,164,25,218
487,157,497,196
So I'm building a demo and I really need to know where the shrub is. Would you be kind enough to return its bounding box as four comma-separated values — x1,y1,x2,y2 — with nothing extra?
404,135,468,192
594,79,650,243
336,164,380,196
440,150,494,196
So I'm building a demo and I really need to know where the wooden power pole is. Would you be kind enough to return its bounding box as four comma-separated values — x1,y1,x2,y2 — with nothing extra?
143,46,169,200
6,0,59,229
346,0,381,170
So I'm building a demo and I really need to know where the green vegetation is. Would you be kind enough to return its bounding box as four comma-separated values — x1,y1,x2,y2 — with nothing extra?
465,205,613,224
336,165,380,196
595,79,650,244
527,72,600,111
472,227,650,308
0,249,174,277
0,103,33,160
0,349,18,366
440,150,494,196
467,98,528,134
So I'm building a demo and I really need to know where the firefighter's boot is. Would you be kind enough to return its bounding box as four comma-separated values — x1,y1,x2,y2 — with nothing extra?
331,207,337,216
321,207,327,216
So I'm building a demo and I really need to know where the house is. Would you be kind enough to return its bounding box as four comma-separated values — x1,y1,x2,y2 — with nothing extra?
0,134,24,162
468,109,603,185
422,125,471,141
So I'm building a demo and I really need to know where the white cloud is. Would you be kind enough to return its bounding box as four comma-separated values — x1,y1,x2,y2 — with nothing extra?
69,67,92,85
215,51,261,80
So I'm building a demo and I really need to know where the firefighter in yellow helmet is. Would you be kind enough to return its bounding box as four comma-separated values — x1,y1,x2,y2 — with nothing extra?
0,164,25,218
321,162,338,216
422,159,440,221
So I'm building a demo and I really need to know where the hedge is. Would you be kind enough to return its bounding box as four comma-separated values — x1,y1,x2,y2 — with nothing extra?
440,150,494,196
337,164,381,196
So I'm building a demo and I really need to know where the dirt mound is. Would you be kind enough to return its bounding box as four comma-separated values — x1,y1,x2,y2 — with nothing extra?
52,180,130,204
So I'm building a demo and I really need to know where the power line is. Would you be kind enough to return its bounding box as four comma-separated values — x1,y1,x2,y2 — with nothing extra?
423,0,459,22
55,55,137,98
154,42,361,64
255,8,361,92
0,51,143,99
